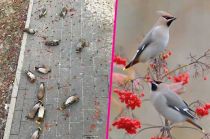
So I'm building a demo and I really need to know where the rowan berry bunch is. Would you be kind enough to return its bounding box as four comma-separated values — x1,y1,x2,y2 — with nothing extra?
112,117,141,134
195,103,210,117
172,72,190,85
113,55,127,66
162,50,172,60
113,89,141,110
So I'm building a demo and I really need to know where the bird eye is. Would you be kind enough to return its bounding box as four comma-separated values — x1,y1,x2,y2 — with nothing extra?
162,16,172,20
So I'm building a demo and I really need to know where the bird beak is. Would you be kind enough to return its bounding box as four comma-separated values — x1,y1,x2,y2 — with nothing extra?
167,17,176,26
171,17,176,21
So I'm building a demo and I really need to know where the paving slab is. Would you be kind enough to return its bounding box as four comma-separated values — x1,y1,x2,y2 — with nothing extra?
4,0,114,139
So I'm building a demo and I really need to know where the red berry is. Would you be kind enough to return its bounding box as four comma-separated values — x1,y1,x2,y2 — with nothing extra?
113,55,127,66
150,64,155,69
172,72,190,85
112,117,141,134
204,103,210,110
168,50,172,56
164,67,169,73
196,107,207,117
113,89,142,110
140,92,145,97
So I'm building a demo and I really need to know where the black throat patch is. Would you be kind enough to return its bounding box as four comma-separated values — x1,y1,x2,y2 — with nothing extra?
167,20,173,27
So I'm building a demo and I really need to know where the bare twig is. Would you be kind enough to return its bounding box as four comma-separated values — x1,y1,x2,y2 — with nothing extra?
161,50,210,79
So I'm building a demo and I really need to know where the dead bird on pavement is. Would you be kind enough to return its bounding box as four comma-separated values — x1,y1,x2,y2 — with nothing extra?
39,8,47,18
75,39,89,53
60,7,68,18
31,127,41,139
25,70,36,83
36,104,45,124
37,82,45,100
23,28,36,35
45,39,61,46
35,65,51,74
26,101,42,119
60,94,80,110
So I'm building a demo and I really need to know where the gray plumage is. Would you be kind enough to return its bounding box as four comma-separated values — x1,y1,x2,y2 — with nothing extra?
125,11,176,69
150,81,203,130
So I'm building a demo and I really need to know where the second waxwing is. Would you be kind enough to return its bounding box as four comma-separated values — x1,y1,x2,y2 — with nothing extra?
35,65,51,74
25,70,36,83
31,127,41,139
150,81,203,131
37,82,45,100
26,101,42,119
36,104,45,124
60,94,79,110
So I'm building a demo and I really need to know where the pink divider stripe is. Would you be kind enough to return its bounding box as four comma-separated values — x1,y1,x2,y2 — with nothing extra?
105,0,118,139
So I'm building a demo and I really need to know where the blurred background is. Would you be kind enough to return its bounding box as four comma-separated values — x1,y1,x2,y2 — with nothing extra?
110,0,210,138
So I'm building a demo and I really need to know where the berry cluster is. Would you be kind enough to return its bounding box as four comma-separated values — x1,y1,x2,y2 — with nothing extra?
195,103,210,117
172,72,190,85
112,117,141,134
113,55,127,66
162,50,172,60
114,89,141,110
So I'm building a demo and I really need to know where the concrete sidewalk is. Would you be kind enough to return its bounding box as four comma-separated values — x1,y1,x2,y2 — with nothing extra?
4,0,114,138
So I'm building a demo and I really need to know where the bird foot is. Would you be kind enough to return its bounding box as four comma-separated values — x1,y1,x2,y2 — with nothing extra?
160,126,170,132
160,126,173,138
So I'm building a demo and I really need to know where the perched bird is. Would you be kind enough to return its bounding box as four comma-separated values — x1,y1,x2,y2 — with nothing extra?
60,94,79,110
35,65,51,74
25,70,36,83
45,40,61,46
60,7,68,18
124,11,176,69
39,8,47,18
36,104,45,124
150,81,203,131
37,82,45,100
31,127,41,139
26,101,42,119
23,28,36,35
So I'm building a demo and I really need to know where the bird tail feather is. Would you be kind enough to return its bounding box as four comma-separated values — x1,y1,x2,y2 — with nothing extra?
186,119,203,131
124,59,139,70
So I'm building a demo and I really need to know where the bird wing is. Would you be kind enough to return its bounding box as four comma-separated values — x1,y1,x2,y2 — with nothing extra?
124,35,152,69
168,105,195,119
135,31,153,58
162,88,196,119
128,36,152,66
183,100,195,113
129,42,151,64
